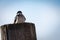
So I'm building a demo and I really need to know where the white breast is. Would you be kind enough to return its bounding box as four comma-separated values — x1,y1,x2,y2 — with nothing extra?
16,16,25,23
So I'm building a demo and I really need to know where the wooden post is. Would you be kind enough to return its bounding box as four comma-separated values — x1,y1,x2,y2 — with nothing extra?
1,23,37,40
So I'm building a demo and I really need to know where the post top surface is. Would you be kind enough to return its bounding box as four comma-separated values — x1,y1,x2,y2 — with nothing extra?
1,22,35,27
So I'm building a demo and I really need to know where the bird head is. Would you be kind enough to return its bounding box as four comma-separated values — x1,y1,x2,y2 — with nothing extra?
17,11,22,15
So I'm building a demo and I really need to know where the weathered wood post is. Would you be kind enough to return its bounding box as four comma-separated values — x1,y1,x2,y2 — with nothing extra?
1,23,37,40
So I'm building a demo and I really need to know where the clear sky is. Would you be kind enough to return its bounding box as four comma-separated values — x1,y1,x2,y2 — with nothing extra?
0,0,60,40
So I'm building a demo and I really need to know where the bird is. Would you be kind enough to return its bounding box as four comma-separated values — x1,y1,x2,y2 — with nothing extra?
14,11,26,24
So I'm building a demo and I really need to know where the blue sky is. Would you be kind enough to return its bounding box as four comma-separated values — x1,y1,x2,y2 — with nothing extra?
0,0,60,40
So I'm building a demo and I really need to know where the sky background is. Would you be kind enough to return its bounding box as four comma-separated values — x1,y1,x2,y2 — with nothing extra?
0,0,60,40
